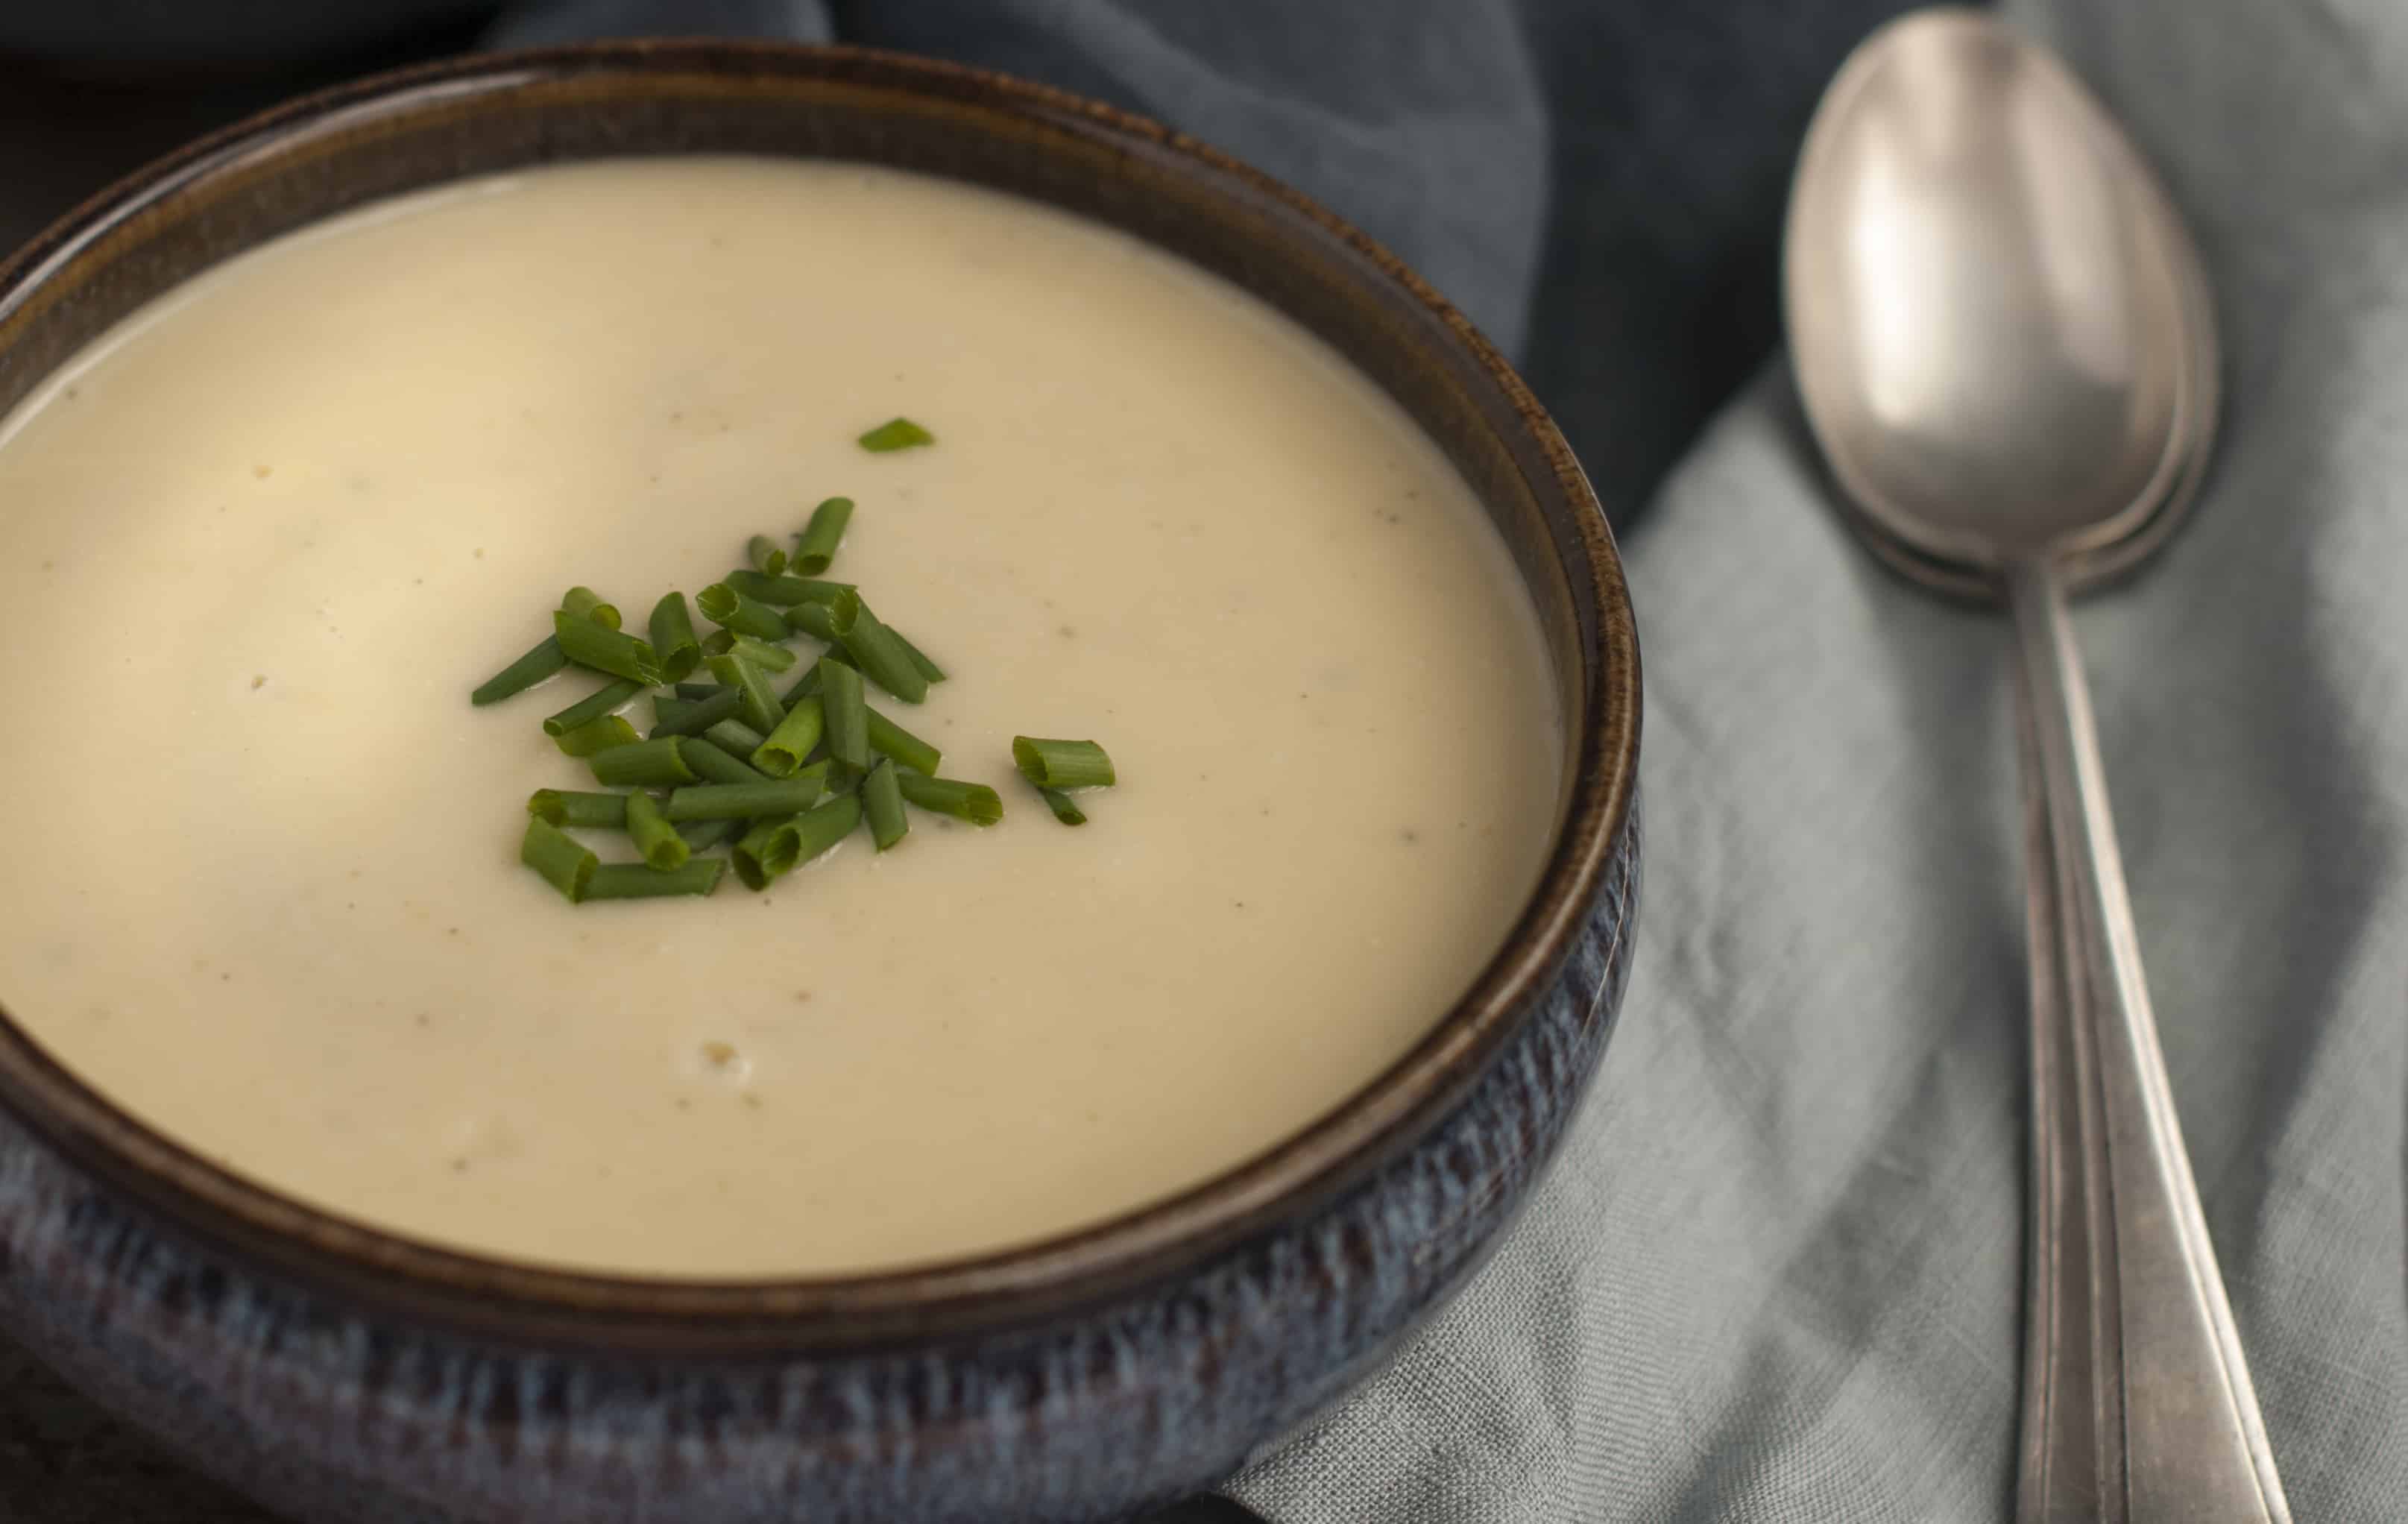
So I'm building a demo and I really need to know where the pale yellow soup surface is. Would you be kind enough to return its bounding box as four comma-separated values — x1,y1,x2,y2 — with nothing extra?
0,158,1561,1277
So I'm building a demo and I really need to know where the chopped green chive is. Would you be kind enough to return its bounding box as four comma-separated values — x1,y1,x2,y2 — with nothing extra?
553,611,664,686
865,707,940,775
788,793,863,866
735,795,863,889
1012,737,1117,790
584,860,724,900
863,758,908,850
834,599,929,705
675,816,742,851
522,816,597,902
527,789,628,828
726,633,798,673
703,717,769,756
754,696,825,778
543,678,643,737
674,681,728,700
785,586,861,643
895,773,1004,826
746,535,788,577
857,418,934,453
624,791,690,871
649,592,702,684
681,735,771,786
650,683,743,740
561,587,621,630
666,769,828,822
705,651,785,734
588,737,700,788
779,644,865,705
792,497,854,575
651,696,699,731
818,656,869,784
472,636,567,705
888,625,946,684
696,582,791,642
731,818,797,889
1038,787,1088,825
552,714,639,757
728,570,855,606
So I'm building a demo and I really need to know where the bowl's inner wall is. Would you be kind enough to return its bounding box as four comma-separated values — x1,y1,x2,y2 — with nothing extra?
0,59,1596,792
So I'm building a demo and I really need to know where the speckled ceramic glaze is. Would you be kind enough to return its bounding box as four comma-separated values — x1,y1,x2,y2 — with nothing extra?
0,42,1642,1524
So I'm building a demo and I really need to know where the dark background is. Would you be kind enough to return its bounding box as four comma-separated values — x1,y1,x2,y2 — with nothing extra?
0,1,1917,1518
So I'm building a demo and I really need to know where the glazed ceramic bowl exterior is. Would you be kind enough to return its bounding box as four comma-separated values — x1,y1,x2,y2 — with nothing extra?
0,42,1642,1524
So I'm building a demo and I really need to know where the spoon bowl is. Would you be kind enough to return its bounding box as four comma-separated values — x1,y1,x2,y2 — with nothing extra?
1785,6,2210,581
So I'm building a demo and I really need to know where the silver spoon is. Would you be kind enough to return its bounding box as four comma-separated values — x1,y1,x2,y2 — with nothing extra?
1783,10,2289,1522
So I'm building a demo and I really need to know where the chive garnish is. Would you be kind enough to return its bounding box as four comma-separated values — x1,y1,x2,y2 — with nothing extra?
746,535,788,577
589,737,700,788
543,678,643,737
866,706,941,775
682,736,772,786
895,774,1003,825
727,633,798,673
785,587,861,643
857,418,934,453
754,696,825,778
728,570,854,606
788,793,863,866
863,759,908,850
649,592,702,684
792,497,854,574
888,625,946,684
675,817,742,851
527,789,628,828
735,795,863,889
497,444,1101,899
623,791,690,871
665,769,828,822
651,696,697,731
552,714,639,757
521,816,597,902
554,611,664,686
696,582,791,643
1038,787,1088,826
706,652,784,735
1012,737,1117,790
650,683,743,740
584,860,724,900
833,599,929,705
702,717,768,756
731,817,797,890
819,656,869,784
472,636,568,705
561,586,622,630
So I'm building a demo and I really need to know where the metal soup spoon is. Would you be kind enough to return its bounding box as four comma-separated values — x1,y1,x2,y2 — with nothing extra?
1783,10,2288,1523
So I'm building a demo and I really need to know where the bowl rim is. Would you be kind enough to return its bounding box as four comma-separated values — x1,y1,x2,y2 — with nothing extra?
0,37,1640,1354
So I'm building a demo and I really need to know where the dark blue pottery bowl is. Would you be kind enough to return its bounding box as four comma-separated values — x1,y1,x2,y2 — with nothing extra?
0,40,1642,1523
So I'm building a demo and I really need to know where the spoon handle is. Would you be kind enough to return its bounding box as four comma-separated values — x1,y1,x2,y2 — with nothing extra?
2006,559,2290,1524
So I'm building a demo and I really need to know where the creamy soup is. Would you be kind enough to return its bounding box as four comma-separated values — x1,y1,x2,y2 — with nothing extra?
0,159,1560,1277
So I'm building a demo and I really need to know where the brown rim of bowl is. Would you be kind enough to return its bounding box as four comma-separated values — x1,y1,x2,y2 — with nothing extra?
0,39,1639,1356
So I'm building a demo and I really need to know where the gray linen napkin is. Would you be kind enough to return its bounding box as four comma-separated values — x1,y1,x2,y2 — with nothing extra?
1235,0,2408,1517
